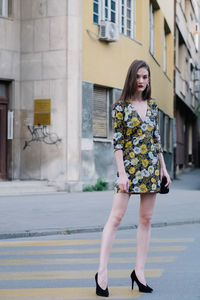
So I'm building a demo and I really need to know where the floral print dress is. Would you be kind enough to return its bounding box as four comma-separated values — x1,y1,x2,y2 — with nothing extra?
112,98,163,194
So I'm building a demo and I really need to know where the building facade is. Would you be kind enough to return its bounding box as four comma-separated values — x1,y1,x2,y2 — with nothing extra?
175,0,200,174
0,0,82,191
82,0,174,187
1,0,176,191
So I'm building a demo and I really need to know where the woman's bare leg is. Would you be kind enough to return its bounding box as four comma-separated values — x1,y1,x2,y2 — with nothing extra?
135,193,156,285
97,192,130,289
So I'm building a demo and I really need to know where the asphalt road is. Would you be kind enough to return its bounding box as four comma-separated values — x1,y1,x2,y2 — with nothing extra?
0,223,199,300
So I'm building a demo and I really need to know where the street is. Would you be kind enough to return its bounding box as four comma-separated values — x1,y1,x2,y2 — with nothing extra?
0,223,200,300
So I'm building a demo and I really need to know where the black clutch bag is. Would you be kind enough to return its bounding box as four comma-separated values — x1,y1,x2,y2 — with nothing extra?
159,176,169,194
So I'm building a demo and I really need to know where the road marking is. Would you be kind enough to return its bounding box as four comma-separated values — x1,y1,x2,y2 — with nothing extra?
0,256,175,265
0,286,141,299
0,236,193,299
0,245,186,256
0,237,194,247
0,269,163,280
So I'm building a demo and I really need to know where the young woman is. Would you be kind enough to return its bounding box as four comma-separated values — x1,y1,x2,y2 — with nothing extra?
95,59,171,297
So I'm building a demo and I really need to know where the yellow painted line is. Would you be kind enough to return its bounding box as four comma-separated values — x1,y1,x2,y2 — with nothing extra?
0,286,141,299
149,245,186,252
0,245,186,256
0,256,175,265
0,269,163,281
150,238,194,243
0,237,194,247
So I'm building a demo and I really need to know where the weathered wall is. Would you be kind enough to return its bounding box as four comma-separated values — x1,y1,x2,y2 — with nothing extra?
81,82,118,186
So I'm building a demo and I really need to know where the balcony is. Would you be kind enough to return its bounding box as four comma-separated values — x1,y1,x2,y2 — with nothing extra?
176,68,199,111
176,2,188,47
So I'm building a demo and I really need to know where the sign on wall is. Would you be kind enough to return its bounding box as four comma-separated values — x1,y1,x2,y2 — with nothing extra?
34,99,51,125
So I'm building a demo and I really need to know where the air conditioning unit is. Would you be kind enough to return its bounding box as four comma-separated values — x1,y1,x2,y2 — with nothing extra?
99,21,119,42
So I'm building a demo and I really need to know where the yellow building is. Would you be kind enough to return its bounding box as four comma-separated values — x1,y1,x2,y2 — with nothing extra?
81,0,174,185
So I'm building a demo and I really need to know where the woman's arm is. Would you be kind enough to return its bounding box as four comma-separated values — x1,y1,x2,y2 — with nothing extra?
114,150,129,192
158,152,171,187
112,102,129,192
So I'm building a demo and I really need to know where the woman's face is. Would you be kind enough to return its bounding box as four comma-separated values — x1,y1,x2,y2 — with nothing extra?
136,67,150,92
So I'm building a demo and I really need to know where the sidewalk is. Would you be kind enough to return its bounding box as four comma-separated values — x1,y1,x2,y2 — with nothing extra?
0,169,199,239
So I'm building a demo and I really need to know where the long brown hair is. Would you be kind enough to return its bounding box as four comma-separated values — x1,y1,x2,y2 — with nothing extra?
114,60,151,105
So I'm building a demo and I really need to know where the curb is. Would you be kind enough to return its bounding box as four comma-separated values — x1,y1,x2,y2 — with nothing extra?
0,219,200,240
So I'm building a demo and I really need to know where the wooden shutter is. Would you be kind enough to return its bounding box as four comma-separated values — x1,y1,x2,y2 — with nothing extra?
93,86,107,138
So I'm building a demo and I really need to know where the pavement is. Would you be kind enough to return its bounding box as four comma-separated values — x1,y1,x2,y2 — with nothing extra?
0,168,199,240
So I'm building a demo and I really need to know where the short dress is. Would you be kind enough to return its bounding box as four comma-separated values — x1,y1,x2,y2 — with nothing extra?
112,98,163,194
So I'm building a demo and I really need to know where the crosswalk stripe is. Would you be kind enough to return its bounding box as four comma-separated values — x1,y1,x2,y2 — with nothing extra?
0,245,186,256
0,286,141,299
0,269,163,280
0,236,192,299
0,256,175,265
0,237,194,247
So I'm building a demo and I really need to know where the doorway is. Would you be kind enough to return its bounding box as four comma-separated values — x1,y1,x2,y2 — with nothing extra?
0,82,8,179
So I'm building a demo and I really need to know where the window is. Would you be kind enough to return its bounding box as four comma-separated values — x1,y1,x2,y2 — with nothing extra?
0,0,8,17
163,30,167,73
93,0,117,25
149,2,155,55
163,20,170,74
93,86,108,138
163,115,168,152
93,0,99,24
104,0,116,22
93,0,136,39
149,0,159,56
0,83,7,97
169,118,173,153
194,22,199,51
93,86,113,139
0,0,12,18
120,0,135,39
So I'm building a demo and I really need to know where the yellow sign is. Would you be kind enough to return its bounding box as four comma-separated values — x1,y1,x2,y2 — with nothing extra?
34,99,51,125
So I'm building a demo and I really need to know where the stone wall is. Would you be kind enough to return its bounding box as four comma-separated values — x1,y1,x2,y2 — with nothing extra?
0,0,83,191
20,0,67,181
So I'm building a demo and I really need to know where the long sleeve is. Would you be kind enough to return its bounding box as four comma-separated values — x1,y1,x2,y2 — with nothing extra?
153,104,163,153
112,102,125,152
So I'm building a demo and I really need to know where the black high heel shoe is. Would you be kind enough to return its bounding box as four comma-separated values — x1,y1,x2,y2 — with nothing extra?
95,273,109,297
130,270,153,293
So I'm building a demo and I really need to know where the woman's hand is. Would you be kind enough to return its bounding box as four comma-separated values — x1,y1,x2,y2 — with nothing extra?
118,172,129,193
160,167,171,188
